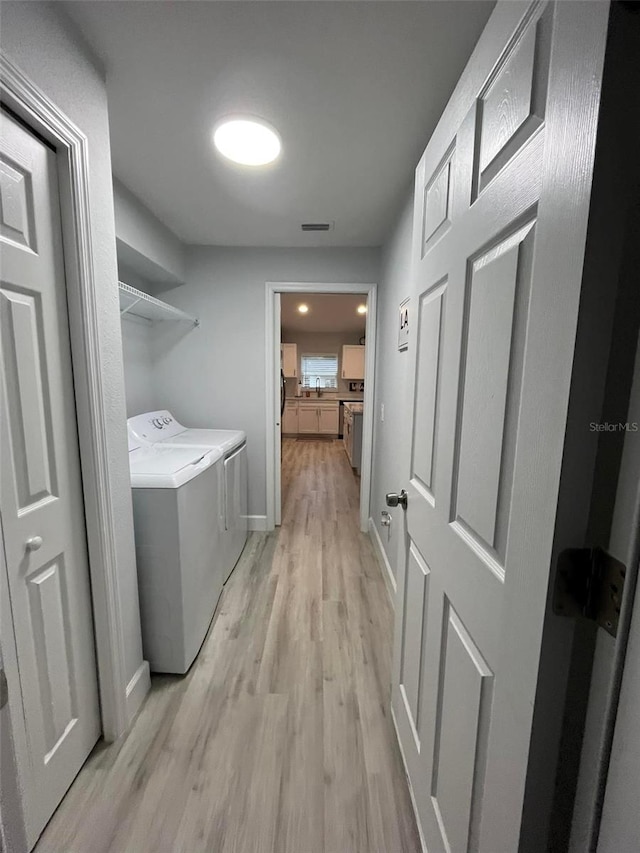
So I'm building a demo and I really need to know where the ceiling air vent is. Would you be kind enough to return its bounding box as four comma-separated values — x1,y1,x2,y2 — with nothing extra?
301,221,334,232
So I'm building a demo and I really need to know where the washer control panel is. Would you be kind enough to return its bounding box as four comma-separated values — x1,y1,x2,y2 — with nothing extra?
128,410,186,442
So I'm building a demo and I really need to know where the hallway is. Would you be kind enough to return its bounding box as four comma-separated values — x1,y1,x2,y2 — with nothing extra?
35,439,420,853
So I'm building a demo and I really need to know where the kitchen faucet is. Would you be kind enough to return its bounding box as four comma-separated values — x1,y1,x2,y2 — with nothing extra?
316,377,322,397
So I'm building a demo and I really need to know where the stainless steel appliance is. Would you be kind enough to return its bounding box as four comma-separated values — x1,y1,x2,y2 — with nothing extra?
343,402,363,473
280,368,286,417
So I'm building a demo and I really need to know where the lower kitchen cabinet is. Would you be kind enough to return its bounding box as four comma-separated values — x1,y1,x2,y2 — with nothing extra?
318,405,339,434
298,404,319,434
295,400,339,435
282,400,299,434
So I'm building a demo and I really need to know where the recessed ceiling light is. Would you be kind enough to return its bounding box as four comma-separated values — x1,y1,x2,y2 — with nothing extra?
298,304,309,314
357,304,367,314
213,116,281,166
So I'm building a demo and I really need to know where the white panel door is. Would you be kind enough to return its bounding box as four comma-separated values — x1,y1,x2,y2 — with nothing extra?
391,3,610,851
0,111,100,848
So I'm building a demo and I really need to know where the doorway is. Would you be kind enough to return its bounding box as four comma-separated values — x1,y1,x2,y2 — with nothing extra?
280,292,367,512
265,282,377,532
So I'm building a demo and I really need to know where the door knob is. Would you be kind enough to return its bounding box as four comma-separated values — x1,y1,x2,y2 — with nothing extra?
386,490,408,510
25,536,43,552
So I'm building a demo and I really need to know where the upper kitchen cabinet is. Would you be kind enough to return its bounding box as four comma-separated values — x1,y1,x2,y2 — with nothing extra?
341,345,365,380
281,343,298,378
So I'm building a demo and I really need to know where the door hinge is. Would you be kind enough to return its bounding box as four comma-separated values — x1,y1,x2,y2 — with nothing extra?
553,546,626,638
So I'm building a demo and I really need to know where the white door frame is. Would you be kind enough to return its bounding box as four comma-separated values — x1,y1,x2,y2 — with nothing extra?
1,54,129,741
265,281,377,532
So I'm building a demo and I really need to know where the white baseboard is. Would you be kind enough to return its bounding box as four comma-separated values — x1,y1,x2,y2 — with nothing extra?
247,515,268,532
368,517,396,606
391,704,428,853
125,660,150,724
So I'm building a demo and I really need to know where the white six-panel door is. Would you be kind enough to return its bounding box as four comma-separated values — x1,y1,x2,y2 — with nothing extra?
0,110,100,848
391,2,610,850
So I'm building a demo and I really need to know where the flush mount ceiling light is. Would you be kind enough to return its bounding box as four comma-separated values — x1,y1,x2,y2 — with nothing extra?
357,304,367,314
213,116,281,166
297,304,309,314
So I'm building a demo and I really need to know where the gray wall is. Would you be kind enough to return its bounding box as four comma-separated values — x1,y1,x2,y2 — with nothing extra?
121,316,157,416
370,193,414,579
153,246,380,521
118,267,160,417
1,0,146,719
281,330,365,396
114,177,185,289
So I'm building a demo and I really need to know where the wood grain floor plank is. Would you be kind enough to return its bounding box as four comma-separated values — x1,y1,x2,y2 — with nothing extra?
35,439,420,853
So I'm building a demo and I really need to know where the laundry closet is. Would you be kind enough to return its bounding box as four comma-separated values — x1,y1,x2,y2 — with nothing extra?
115,180,248,676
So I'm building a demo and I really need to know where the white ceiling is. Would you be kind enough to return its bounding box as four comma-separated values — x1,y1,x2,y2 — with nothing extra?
281,293,367,334
63,0,494,248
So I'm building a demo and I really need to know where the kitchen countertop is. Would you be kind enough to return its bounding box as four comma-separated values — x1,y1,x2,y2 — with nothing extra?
288,396,363,403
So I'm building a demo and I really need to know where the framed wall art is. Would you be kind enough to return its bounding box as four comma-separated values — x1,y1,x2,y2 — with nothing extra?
398,297,410,350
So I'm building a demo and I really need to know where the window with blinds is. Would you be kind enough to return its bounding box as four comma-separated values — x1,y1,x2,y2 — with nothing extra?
301,354,338,388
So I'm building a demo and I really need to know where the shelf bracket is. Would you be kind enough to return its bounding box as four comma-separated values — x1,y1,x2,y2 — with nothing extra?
120,297,142,318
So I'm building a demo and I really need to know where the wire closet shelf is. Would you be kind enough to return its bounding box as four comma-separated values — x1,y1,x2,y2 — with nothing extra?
118,281,199,326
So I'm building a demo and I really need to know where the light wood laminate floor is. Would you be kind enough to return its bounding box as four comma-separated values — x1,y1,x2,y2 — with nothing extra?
36,439,420,853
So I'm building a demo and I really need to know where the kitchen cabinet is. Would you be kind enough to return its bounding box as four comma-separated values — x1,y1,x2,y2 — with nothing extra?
341,345,365,380
297,400,339,435
318,405,339,434
281,343,298,378
282,400,299,434
298,404,319,434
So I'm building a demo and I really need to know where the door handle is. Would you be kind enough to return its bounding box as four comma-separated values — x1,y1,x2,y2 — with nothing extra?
386,490,408,510
25,536,43,552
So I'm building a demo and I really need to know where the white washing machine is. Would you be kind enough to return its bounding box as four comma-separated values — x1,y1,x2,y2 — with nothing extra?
128,411,248,582
128,436,226,674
